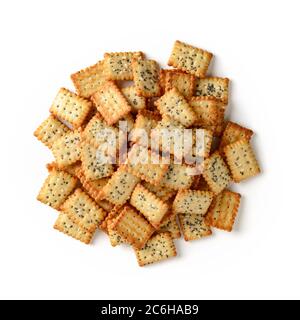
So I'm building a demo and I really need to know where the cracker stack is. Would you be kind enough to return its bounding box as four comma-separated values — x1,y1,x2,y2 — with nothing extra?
34,40,260,267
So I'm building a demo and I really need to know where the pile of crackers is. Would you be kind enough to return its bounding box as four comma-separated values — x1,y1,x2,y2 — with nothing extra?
34,40,260,267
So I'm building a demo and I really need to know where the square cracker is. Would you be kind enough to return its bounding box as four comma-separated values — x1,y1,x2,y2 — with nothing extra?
223,139,260,183
54,212,94,244
91,81,131,125
71,60,107,98
178,213,212,241
173,190,214,215
104,51,144,81
34,115,70,148
99,166,140,206
121,86,146,112
195,77,229,104
155,88,197,127
168,40,213,78
161,163,194,190
80,142,114,180
110,205,155,249
60,188,107,232
130,183,169,229
50,88,92,129
202,152,231,194
206,189,241,232
165,70,195,99
159,214,181,239
37,169,77,210
219,121,253,151
134,232,177,267
132,59,161,97
51,130,82,168
142,181,176,202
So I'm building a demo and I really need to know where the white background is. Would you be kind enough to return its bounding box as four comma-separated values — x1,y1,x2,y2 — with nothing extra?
0,0,299,300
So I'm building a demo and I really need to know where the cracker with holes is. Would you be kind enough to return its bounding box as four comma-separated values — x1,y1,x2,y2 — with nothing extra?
34,115,70,148
130,183,169,229
71,60,107,98
173,190,214,215
104,51,144,81
168,40,213,77
155,88,197,127
110,205,155,249
161,163,194,190
223,139,260,183
37,169,77,210
159,214,181,239
195,77,229,104
132,59,161,97
202,152,231,193
206,189,241,232
91,81,131,125
165,70,195,99
134,232,177,267
121,86,146,112
179,213,212,241
50,88,92,129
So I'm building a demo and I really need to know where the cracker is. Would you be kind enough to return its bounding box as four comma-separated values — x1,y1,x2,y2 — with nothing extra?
34,115,70,148
159,214,181,239
202,152,231,194
192,128,213,158
155,88,197,127
121,86,146,112
142,181,176,202
37,169,77,210
165,70,195,99
206,189,241,232
223,139,260,183
161,163,194,190
46,161,81,177
219,121,253,151
99,166,140,206
195,77,229,104
104,51,144,81
173,190,214,215
60,188,107,232
130,183,169,229
51,130,82,168
71,60,107,98
49,88,92,129
107,221,127,247
53,212,94,244
81,142,114,180
126,144,168,185
91,81,131,125
110,205,155,249
168,40,213,78
178,213,212,241
132,59,161,97
134,232,177,267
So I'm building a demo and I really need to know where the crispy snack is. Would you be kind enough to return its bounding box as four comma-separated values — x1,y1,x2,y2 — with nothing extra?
46,161,81,178
173,190,214,215
71,60,107,98
50,88,92,129
195,77,229,104
192,128,213,158
132,59,161,97
34,115,70,148
134,232,177,267
161,163,194,190
37,169,77,210
168,40,213,78
121,86,146,112
99,166,140,206
54,212,94,244
206,189,241,232
91,81,131,125
155,88,197,127
107,221,127,247
219,121,253,151
202,152,231,194
51,130,82,168
104,51,144,81
60,188,106,232
178,213,212,241
110,205,155,249
142,181,176,202
130,183,169,229
223,139,260,183
159,214,181,239
100,205,124,232
126,144,169,185
165,70,195,99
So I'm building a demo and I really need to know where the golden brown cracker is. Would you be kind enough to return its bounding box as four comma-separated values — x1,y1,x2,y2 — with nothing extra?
161,163,194,190
165,70,195,99
121,86,146,112
195,77,229,104
179,213,212,241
